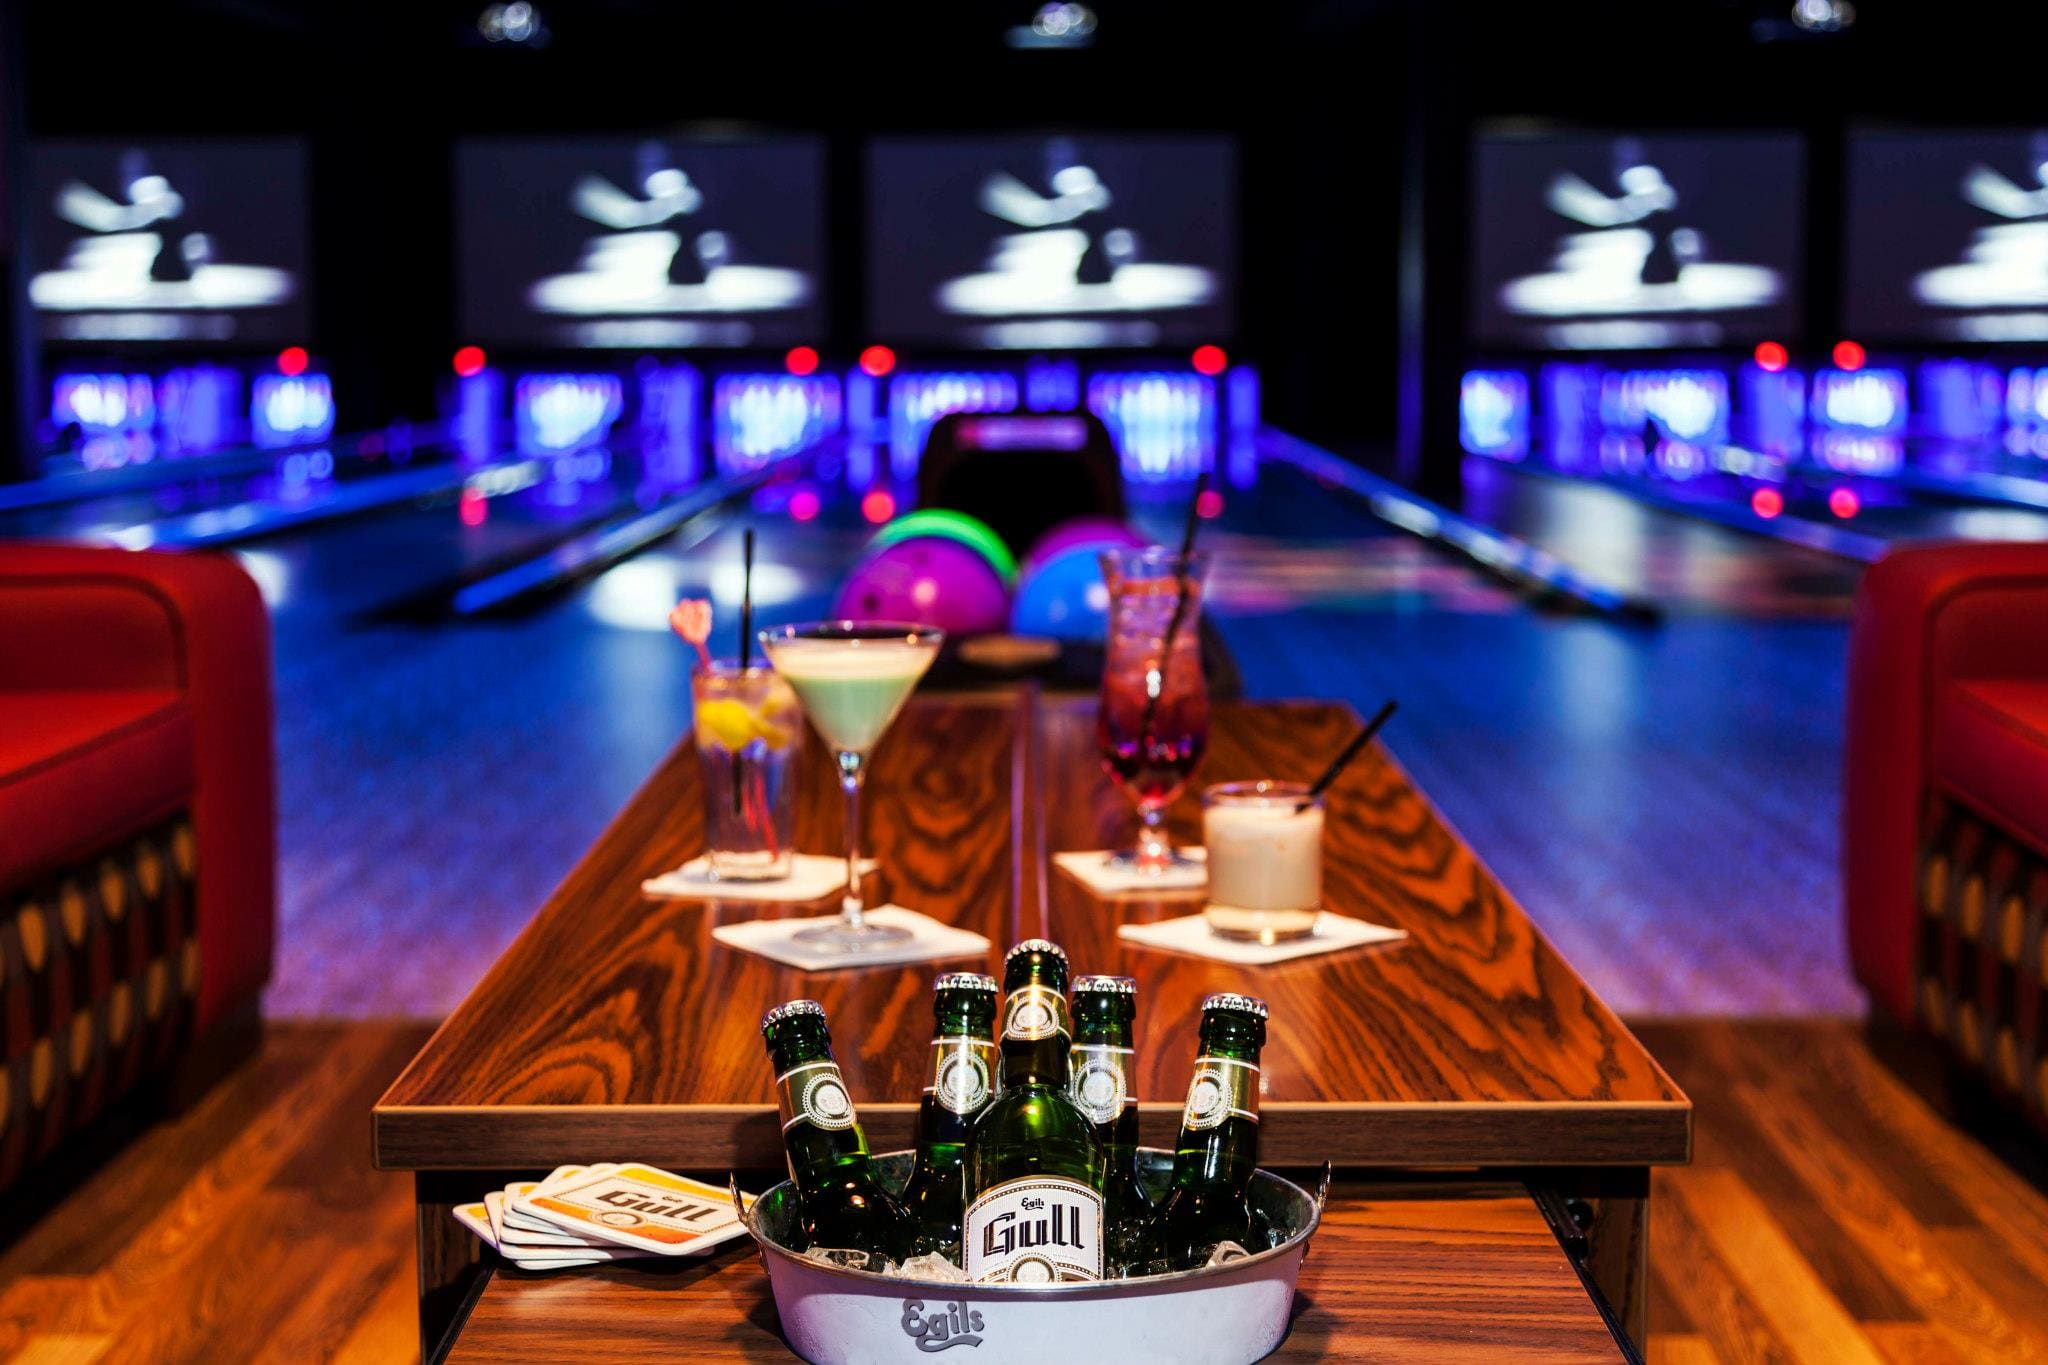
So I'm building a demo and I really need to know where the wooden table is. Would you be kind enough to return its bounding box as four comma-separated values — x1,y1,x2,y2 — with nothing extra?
447,1185,1624,1363
375,692,1687,1361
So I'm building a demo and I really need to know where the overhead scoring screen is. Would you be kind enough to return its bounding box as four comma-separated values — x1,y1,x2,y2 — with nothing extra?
1471,130,1805,351
457,136,825,350
27,139,310,346
1845,128,2048,343
867,135,1236,349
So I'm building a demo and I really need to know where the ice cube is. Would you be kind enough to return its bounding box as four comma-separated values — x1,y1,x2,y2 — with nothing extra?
892,1252,969,1283
802,1246,883,1271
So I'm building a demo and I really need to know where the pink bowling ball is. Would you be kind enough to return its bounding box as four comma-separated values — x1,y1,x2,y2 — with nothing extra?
833,535,1012,637
1020,516,1148,580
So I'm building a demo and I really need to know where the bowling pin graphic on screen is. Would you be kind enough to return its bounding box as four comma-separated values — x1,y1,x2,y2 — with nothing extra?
29,147,295,315
936,138,1217,318
1912,131,2048,314
528,140,813,317
1499,138,1780,322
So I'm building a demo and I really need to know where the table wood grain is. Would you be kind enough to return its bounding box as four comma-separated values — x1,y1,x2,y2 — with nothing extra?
446,1188,1624,1363
374,691,1688,1171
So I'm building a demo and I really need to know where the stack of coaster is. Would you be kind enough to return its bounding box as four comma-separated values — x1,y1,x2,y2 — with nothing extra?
453,1162,754,1270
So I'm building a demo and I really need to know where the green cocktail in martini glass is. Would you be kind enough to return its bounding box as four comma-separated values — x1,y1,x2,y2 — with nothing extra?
759,620,944,952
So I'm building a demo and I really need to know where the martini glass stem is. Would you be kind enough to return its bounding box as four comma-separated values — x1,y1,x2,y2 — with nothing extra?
1138,802,1171,871
837,749,867,928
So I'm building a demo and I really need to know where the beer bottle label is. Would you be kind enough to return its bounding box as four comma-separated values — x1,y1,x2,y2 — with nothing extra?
1068,1043,1134,1125
926,1036,998,1116
962,1176,1104,1284
1002,984,1070,1042
1182,1055,1260,1131
775,1059,858,1133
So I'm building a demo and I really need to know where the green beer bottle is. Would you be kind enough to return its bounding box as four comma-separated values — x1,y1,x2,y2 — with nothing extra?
899,971,1001,1257
760,999,917,1265
1070,975,1153,1276
1148,992,1269,1270
962,939,1106,1283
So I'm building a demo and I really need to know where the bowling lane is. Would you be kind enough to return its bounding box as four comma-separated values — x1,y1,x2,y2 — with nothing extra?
531,471,874,643
216,443,718,629
1478,430,2048,582
1129,459,1522,616
1461,455,1868,615
0,441,469,546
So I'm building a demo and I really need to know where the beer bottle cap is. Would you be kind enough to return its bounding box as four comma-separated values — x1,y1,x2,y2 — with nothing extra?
1005,938,1067,964
1073,975,1137,995
760,999,827,1032
934,972,999,993
1201,992,1269,1019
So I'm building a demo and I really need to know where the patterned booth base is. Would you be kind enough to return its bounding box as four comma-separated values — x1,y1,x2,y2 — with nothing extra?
1917,794,2048,1132
1,816,200,1191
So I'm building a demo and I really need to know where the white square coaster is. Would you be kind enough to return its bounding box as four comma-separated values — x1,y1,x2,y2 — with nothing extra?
1116,911,1407,964
1053,848,1208,895
643,854,877,903
712,906,991,972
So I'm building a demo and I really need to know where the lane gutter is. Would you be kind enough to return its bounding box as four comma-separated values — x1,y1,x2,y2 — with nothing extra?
1259,430,1663,621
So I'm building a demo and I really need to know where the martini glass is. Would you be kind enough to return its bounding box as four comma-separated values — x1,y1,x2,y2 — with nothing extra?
758,620,944,951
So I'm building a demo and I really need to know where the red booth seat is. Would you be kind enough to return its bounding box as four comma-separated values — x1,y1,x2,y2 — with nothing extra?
1935,680,2048,854
1845,542,2048,1127
0,543,275,1190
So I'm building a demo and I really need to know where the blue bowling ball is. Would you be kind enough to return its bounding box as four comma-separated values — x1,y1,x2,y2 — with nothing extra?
1010,544,1115,642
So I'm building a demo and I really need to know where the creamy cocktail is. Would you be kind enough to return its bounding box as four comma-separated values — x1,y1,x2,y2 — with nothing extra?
1202,781,1324,943
759,636,936,753
758,621,943,952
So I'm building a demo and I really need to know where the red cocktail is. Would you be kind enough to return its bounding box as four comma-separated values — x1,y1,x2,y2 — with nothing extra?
1097,547,1211,874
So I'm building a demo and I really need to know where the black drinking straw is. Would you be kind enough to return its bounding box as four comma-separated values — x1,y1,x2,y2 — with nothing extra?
738,527,755,672
1298,699,1398,812
1140,471,1209,743
733,527,756,816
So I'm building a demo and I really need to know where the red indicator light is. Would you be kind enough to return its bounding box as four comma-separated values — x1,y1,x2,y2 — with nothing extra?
785,346,820,377
458,488,487,527
1753,341,1788,373
1191,344,1228,376
861,489,897,524
859,345,897,377
789,489,822,522
453,345,487,377
1828,487,1861,519
1832,340,1866,371
277,346,309,376
1751,487,1785,519
1196,488,1225,519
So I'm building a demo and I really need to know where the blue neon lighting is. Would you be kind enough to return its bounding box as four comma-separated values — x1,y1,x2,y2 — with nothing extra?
711,374,842,474
514,374,625,453
1025,358,1082,413
1087,373,1216,482
52,373,155,435
2005,367,2048,427
1811,431,1905,476
1737,367,1805,455
636,364,703,489
159,366,241,455
454,369,505,464
1919,360,2002,442
1811,369,1907,433
1598,369,1730,444
252,374,337,448
888,372,1020,476
1459,370,1529,459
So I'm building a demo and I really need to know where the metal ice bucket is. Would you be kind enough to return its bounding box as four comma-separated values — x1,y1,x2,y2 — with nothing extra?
736,1149,1328,1365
